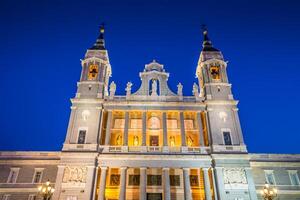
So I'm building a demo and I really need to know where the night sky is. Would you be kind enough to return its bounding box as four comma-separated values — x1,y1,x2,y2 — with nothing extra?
0,0,300,153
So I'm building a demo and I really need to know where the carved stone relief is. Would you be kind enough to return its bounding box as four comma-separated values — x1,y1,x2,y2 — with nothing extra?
62,166,88,183
223,168,248,189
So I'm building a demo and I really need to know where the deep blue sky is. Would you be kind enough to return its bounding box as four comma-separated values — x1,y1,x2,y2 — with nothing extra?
0,0,300,153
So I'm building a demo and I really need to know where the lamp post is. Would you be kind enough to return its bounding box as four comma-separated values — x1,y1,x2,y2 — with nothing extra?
38,180,55,200
260,183,278,200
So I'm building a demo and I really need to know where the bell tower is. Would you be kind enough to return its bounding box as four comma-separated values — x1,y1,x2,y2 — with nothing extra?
62,25,111,152
76,24,112,99
196,28,247,153
196,28,232,100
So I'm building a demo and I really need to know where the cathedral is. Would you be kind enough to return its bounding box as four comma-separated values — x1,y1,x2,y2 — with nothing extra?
0,26,300,200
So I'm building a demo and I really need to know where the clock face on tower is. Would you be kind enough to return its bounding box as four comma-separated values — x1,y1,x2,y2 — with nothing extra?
88,64,99,80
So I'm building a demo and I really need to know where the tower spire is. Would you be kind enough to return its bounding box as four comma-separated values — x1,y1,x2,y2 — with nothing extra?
90,23,106,50
201,25,219,52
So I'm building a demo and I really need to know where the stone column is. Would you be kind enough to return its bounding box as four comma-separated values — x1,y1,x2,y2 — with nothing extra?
183,168,192,200
119,167,127,200
180,112,186,146
162,112,168,146
142,112,147,146
139,167,147,200
104,111,112,145
214,167,226,200
245,168,258,200
203,168,212,200
211,168,218,200
98,167,108,200
197,112,204,146
163,168,171,200
123,112,129,146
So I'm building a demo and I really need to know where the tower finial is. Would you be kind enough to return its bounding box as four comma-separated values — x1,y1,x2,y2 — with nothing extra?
89,22,106,50
201,25,219,52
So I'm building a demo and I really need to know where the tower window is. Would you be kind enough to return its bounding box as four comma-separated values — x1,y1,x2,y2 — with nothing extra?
223,131,232,145
88,64,98,80
77,130,86,144
210,66,220,80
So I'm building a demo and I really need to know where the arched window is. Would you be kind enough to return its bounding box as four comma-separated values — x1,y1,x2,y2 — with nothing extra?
210,66,221,80
148,116,160,129
88,64,98,80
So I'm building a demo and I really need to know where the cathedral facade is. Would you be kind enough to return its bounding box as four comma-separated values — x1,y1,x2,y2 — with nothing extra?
0,26,300,200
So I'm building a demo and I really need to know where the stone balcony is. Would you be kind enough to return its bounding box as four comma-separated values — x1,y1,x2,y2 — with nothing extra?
99,145,210,154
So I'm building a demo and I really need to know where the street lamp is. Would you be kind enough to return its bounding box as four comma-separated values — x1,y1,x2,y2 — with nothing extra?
38,180,55,200
260,183,278,200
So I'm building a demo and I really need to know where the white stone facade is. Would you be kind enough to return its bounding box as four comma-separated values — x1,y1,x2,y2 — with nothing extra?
0,28,300,200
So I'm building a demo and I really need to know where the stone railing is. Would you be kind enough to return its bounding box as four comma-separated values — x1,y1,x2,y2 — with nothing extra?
99,145,210,154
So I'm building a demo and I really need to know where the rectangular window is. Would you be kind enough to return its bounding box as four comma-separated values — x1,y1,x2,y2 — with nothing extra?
114,118,125,129
77,130,86,144
265,170,276,185
167,119,178,129
28,195,36,200
128,175,140,186
184,119,194,130
130,119,142,129
223,131,232,145
288,171,300,186
32,169,43,183
147,175,162,186
110,174,120,186
170,175,180,186
190,175,199,187
7,168,19,183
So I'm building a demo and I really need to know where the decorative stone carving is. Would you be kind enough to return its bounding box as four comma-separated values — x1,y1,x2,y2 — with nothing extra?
177,83,183,96
109,81,116,99
126,82,132,97
151,79,158,96
62,166,87,183
223,168,247,185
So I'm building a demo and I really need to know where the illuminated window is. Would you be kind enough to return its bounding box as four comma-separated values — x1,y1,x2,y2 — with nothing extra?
210,66,220,80
77,130,86,144
88,64,98,80
7,168,19,183
114,118,125,129
130,119,142,129
264,170,276,185
32,169,43,183
148,116,160,129
288,170,300,186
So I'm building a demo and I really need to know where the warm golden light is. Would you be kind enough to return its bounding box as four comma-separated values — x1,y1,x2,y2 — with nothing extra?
133,135,139,146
